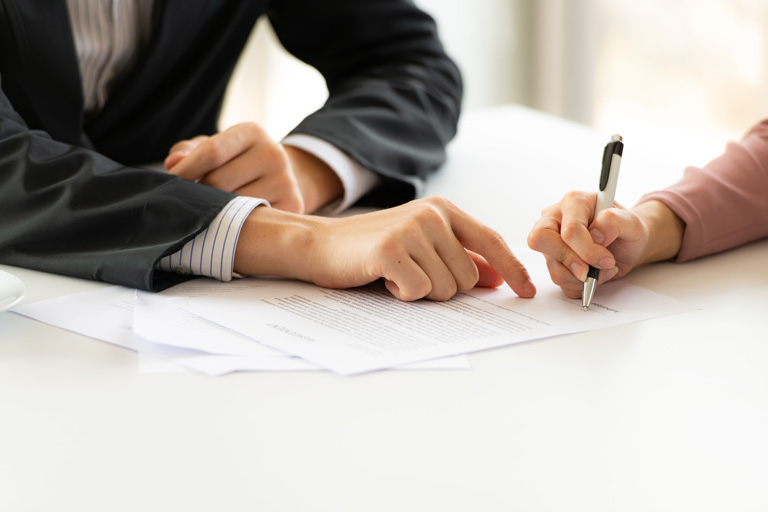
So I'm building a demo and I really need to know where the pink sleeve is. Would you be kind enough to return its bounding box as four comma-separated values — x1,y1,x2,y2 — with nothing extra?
637,120,768,262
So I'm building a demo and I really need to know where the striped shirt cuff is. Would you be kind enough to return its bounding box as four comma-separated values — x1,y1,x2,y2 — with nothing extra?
157,196,267,281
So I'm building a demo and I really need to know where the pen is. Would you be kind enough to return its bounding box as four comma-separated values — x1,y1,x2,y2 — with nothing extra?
583,134,624,311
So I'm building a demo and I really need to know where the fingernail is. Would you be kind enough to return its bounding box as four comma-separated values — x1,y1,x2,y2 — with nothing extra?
590,229,605,245
599,256,615,269
570,262,587,281
605,266,619,280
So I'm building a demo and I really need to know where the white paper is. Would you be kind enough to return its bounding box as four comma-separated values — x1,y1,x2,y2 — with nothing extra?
133,290,289,357
175,250,699,375
12,248,698,376
12,285,470,376
133,284,470,374
11,286,310,375
138,349,470,376
12,286,144,351
137,344,322,376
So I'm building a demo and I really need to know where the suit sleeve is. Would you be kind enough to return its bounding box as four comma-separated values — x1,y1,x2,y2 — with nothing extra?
268,0,463,207
0,77,237,291
638,120,768,261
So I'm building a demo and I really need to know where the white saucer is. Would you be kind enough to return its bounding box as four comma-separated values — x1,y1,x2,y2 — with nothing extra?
0,270,25,312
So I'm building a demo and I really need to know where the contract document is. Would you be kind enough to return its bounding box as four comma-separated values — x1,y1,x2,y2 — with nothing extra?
12,249,698,376
170,256,698,375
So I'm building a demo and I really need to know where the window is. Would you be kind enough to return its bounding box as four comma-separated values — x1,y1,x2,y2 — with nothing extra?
591,0,768,165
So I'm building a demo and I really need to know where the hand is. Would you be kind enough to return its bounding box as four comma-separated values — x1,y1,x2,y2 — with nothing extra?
527,192,683,298
165,123,342,213
234,196,537,301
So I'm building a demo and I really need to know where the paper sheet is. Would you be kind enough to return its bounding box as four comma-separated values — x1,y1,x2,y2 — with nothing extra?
12,286,470,376
12,248,698,376
173,272,696,375
133,290,290,357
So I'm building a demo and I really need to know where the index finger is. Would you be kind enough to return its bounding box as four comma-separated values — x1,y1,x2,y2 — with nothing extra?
559,191,613,267
438,198,536,298
527,215,589,282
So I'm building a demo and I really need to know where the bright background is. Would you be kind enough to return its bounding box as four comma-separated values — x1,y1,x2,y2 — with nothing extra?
220,0,768,187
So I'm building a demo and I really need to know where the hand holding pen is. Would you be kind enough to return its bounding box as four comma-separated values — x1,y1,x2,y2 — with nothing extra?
528,134,664,303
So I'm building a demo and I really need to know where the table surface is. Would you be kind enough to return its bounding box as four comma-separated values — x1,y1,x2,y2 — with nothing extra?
1,105,766,512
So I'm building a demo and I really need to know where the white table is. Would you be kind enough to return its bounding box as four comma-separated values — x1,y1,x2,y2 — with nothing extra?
1,106,766,512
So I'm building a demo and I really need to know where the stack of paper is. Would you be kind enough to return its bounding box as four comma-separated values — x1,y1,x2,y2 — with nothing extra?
11,284,470,376
12,250,698,376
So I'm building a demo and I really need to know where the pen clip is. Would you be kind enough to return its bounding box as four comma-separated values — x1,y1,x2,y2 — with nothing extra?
599,137,623,191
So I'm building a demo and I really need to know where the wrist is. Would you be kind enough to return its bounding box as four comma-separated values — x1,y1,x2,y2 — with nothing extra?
633,200,685,264
283,145,343,213
233,206,328,281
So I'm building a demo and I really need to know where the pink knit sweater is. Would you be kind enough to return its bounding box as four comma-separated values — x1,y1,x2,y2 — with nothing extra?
639,121,768,262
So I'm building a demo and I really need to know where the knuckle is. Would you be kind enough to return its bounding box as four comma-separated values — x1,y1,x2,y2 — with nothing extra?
527,229,543,250
424,195,448,207
390,218,423,241
171,140,192,154
401,280,432,302
560,222,581,245
199,139,225,167
432,195,456,210
456,269,479,292
415,280,434,301
373,234,403,258
420,196,459,217
404,205,442,233
428,282,457,302
562,190,586,203
418,205,445,227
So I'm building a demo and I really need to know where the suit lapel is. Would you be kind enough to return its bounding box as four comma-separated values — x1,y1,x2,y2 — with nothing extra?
0,0,86,145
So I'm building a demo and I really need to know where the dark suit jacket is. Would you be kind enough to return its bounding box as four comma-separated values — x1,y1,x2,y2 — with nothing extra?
0,0,462,290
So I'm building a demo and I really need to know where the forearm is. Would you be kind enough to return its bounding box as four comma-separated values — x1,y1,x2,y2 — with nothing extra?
271,0,462,204
638,120,768,261
283,145,343,214
282,134,383,215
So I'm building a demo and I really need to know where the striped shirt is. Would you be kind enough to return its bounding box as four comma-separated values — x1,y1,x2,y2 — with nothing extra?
66,0,155,114
156,195,264,281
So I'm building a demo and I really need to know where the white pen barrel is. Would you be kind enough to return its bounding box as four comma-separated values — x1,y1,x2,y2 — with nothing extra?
594,153,622,215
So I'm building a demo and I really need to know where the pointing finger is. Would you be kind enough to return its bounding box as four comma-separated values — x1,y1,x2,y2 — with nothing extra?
436,197,536,297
